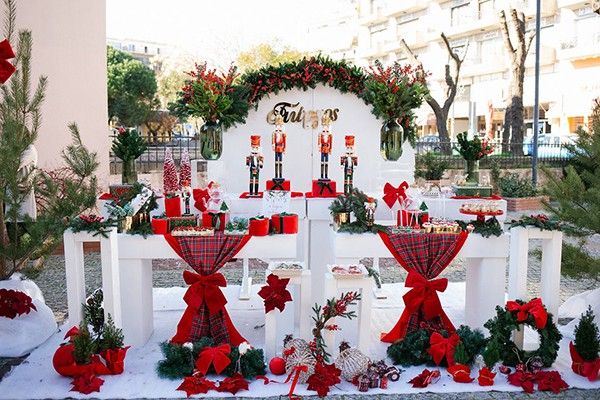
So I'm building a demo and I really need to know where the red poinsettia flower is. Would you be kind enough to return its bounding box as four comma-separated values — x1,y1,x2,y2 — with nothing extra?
507,371,536,393
0,289,37,319
217,373,249,395
535,370,569,394
477,367,496,386
409,369,441,388
258,274,293,313
0,39,16,84
447,364,474,383
306,362,342,398
70,373,104,395
177,375,217,397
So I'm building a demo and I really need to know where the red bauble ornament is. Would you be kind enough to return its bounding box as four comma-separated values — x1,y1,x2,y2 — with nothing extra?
53,343,76,376
269,357,286,375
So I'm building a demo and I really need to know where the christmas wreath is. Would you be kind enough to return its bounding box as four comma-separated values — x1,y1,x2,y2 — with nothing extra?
483,298,561,368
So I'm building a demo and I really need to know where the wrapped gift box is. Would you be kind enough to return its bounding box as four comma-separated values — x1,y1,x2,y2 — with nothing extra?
266,179,291,191
249,217,269,236
271,213,299,234
164,196,182,217
311,179,337,197
201,212,229,231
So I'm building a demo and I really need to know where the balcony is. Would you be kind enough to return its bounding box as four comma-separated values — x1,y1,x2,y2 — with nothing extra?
385,0,428,17
526,45,557,67
359,5,389,26
556,0,588,10
519,0,557,18
444,11,499,39
395,29,428,49
559,32,600,60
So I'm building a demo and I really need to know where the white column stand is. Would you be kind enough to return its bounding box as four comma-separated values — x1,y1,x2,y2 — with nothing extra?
465,257,506,330
540,231,562,317
239,258,252,300
100,228,122,327
309,219,335,305
64,230,87,327
264,310,279,361
372,257,387,299
508,227,529,301
119,258,154,346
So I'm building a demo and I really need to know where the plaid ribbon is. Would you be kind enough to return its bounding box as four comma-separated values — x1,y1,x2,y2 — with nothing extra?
165,233,251,345
379,231,468,342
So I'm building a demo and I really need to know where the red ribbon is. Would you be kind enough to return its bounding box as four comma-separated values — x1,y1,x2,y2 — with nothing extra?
284,365,308,400
428,332,460,366
570,342,600,381
195,344,231,375
0,39,15,84
182,270,227,316
506,298,548,329
382,181,409,208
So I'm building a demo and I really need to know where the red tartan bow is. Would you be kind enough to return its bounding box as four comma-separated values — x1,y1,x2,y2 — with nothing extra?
428,332,460,366
506,298,548,329
0,39,15,84
570,342,600,381
182,270,227,316
195,344,231,375
403,271,448,321
382,181,409,208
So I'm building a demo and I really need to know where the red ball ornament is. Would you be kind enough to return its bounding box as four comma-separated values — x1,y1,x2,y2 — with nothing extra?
269,356,286,375
52,343,77,377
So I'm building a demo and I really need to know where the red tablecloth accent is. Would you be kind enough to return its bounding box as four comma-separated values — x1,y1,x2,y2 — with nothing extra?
378,231,468,342
239,191,304,199
164,233,251,345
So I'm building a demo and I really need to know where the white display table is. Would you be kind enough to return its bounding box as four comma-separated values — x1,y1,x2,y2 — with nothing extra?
327,230,510,331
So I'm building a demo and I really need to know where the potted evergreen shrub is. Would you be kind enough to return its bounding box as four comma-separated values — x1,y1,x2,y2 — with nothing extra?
415,152,448,187
497,173,547,211
329,194,352,231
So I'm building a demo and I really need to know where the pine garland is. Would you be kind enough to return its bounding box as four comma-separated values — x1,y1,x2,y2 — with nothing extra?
509,214,563,231
334,188,386,234
456,217,503,237
574,306,600,361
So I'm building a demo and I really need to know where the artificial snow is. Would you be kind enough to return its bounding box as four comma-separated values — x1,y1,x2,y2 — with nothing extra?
0,277,57,357
0,282,598,399
558,287,600,339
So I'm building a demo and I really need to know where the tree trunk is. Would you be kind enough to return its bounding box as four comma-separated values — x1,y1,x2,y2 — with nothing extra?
429,101,452,154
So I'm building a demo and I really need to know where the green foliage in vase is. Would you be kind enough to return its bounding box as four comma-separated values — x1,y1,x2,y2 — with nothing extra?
111,128,147,162
415,152,449,181
574,306,600,361
454,132,494,161
335,188,385,234
0,0,99,280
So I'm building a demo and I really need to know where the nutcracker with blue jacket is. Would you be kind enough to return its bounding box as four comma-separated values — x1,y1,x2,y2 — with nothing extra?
340,135,358,195
245,135,263,196
318,114,333,180
272,114,287,183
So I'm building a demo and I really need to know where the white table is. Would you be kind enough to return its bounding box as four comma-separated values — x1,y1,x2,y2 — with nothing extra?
328,230,510,331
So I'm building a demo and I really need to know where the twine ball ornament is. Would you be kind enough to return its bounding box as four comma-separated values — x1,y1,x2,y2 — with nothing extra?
335,341,370,381
282,335,315,384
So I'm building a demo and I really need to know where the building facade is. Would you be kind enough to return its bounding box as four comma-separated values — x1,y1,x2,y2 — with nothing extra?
309,0,600,141
107,38,169,69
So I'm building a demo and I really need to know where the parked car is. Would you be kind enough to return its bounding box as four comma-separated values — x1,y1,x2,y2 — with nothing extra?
416,135,441,154
168,133,195,146
522,134,577,158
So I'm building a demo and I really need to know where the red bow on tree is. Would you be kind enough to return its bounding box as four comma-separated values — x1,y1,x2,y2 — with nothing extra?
182,270,228,316
258,274,293,313
195,344,231,375
427,332,460,366
506,298,548,329
382,181,409,208
0,39,15,84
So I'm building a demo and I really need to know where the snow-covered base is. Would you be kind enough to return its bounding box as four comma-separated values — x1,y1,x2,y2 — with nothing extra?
0,282,598,399
559,288,600,337
0,275,57,357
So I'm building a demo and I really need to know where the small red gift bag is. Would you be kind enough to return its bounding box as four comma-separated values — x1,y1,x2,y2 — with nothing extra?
164,196,182,217
101,346,130,375
151,218,168,234
249,217,269,236
271,213,299,234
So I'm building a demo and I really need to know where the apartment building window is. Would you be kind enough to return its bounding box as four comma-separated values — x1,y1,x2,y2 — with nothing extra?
370,23,387,48
478,0,495,19
456,84,471,102
479,37,502,63
451,3,471,27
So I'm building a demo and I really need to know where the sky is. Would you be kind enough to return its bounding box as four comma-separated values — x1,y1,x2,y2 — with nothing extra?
106,0,353,65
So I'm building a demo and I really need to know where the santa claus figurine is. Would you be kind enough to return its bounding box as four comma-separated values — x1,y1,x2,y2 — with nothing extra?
318,114,333,180
245,135,263,196
272,114,287,181
340,135,358,195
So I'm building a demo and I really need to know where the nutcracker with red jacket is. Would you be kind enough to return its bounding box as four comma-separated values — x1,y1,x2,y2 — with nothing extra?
272,114,286,181
340,135,358,195
245,135,263,196
318,114,333,180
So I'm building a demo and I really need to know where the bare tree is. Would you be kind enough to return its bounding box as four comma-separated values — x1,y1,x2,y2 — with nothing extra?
399,33,466,154
499,8,535,155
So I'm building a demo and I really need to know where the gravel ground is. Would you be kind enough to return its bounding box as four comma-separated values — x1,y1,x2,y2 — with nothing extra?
2,210,599,399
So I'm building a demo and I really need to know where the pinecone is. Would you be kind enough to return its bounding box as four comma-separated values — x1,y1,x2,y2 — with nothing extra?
335,342,370,381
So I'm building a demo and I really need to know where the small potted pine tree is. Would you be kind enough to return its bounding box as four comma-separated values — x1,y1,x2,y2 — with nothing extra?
415,152,448,187
569,306,600,381
110,127,147,195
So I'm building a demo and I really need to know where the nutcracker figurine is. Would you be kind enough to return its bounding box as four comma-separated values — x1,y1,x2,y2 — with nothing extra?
340,135,358,195
272,114,286,181
318,114,333,180
245,135,263,196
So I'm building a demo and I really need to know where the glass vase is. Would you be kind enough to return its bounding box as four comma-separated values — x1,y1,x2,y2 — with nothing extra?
380,119,404,161
465,160,480,184
200,121,223,160
121,159,137,184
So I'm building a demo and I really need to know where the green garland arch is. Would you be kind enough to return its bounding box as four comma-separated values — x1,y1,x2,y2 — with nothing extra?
483,300,562,368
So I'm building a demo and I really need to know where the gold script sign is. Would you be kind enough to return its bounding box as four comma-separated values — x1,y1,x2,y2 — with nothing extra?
266,102,340,129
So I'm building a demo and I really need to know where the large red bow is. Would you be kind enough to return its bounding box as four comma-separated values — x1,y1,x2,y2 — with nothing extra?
0,39,15,84
182,270,227,315
195,344,231,375
506,298,548,329
570,342,600,381
428,332,460,366
403,272,448,321
382,181,409,208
